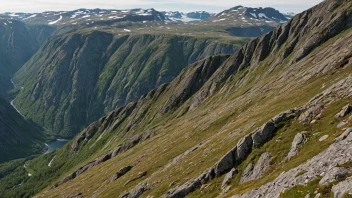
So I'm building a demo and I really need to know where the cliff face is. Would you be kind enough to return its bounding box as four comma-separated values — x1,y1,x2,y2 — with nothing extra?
0,19,54,95
13,33,243,137
0,98,45,163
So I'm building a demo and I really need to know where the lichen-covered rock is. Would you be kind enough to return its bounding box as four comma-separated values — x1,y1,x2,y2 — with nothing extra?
319,167,349,185
120,182,148,198
335,128,352,142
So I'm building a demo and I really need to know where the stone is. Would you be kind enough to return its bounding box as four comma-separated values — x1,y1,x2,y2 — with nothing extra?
331,177,352,198
125,171,147,186
240,152,271,183
251,121,276,147
314,193,321,198
287,132,307,160
319,167,349,185
214,147,236,176
337,121,347,129
235,135,253,162
335,128,352,142
221,168,238,189
319,135,329,142
111,165,133,182
120,182,148,198
335,104,352,119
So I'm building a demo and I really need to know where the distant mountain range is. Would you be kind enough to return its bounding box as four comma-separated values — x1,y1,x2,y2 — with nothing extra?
0,6,293,26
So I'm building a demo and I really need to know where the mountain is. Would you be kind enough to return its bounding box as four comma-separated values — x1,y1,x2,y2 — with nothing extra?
0,98,45,163
13,32,247,138
186,11,212,19
0,19,54,95
0,8,167,26
0,0,351,197
209,5,288,24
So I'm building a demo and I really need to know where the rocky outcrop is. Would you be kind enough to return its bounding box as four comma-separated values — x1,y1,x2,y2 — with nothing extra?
188,0,352,111
163,109,298,197
319,167,349,185
335,104,352,119
331,177,352,198
286,132,307,160
240,152,271,183
120,182,149,198
111,166,134,182
125,171,147,186
231,123,352,198
222,168,238,190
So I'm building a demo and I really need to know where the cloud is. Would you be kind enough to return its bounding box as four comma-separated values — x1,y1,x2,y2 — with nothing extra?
0,0,323,13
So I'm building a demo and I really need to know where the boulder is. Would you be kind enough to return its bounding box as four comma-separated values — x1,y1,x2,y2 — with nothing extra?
251,121,276,147
287,132,307,160
319,135,329,142
240,152,271,183
120,182,148,198
214,147,236,176
335,128,352,142
319,167,349,185
111,165,134,182
221,168,238,189
235,135,253,162
335,104,352,119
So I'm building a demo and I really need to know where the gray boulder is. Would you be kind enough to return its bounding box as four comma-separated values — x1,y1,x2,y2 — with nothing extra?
251,121,276,147
335,104,352,119
286,132,307,160
235,135,253,162
335,128,352,142
214,147,236,176
111,165,133,182
222,168,238,189
240,152,271,183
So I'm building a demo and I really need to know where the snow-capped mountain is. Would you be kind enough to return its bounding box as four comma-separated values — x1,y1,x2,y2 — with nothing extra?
211,6,289,24
161,11,213,22
0,8,166,25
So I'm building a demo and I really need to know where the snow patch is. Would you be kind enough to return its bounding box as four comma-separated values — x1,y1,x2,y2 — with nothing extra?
23,14,37,20
48,15,62,25
124,29,131,32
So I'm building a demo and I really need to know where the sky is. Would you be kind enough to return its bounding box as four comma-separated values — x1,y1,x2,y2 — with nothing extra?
0,0,324,14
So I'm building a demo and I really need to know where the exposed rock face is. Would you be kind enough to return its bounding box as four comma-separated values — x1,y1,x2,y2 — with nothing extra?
240,152,271,183
286,132,307,160
335,104,352,119
319,167,349,185
14,33,239,137
188,0,352,111
111,166,134,182
231,123,352,198
331,177,352,198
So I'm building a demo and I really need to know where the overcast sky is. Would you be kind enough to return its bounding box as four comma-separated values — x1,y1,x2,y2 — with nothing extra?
0,0,324,14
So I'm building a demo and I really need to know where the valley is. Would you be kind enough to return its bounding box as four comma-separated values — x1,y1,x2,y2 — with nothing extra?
1,1,352,198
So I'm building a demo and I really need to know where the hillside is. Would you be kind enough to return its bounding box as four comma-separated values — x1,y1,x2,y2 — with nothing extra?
13,32,248,138
0,98,45,163
0,0,351,197
0,19,54,95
